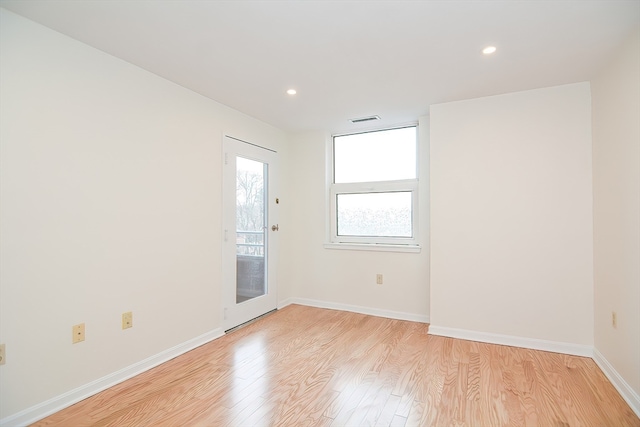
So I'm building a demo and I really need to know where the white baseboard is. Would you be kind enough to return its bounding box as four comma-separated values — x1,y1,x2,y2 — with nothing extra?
593,348,640,418
427,325,593,357
279,297,430,323
0,328,225,427
277,296,296,309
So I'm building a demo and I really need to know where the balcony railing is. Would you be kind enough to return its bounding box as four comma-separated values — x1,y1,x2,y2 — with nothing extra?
236,230,265,302
236,230,265,256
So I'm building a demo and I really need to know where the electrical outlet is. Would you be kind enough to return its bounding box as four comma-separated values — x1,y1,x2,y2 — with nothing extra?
72,323,85,344
122,312,133,330
612,311,617,329
0,344,5,365
376,274,383,285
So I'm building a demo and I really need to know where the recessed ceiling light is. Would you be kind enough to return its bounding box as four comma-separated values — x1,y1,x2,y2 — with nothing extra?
482,46,497,55
286,89,297,95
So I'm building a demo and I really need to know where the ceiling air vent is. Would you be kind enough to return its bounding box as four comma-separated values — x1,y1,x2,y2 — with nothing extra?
349,115,380,124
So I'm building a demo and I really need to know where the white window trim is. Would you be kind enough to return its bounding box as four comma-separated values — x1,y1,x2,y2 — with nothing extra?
326,125,421,252
330,180,419,245
323,242,421,253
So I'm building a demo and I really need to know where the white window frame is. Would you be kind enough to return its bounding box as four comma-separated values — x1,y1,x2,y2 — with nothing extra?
327,125,420,251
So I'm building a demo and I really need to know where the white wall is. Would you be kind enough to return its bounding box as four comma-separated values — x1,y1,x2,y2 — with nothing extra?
430,83,594,349
592,26,640,402
0,9,287,421
283,116,430,321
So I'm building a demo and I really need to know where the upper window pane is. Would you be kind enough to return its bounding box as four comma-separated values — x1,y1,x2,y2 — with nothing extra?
334,126,417,183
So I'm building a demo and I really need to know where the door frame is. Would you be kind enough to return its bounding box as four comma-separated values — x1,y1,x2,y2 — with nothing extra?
221,135,278,331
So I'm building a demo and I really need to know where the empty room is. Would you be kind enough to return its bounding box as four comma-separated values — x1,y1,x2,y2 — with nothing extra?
0,1,638,426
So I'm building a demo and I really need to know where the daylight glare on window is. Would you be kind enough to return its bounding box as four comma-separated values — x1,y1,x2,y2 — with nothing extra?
334,127,416,184
236,156,266,256
337,192,412,237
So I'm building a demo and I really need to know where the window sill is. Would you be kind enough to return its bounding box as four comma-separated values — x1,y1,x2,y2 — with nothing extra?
323,243,421,253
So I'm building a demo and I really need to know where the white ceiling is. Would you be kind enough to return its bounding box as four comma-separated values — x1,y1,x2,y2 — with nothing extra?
2,0,639,133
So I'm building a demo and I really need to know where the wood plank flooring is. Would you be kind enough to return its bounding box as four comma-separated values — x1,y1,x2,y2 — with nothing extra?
33,305,639,426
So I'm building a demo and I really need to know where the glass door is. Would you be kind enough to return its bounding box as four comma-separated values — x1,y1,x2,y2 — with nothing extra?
222,136,278,331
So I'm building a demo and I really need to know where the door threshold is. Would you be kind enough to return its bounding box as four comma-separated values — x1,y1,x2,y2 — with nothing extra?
225,309,277,334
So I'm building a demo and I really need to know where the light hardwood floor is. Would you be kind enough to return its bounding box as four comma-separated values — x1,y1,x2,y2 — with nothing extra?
33,304,639,426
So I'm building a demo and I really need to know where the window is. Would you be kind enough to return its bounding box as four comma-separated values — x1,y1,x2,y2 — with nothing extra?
329,126,419,248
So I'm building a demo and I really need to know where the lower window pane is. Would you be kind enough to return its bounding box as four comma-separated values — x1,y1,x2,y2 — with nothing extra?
337,192,412,238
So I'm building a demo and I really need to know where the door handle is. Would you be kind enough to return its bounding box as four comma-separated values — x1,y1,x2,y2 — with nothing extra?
271,224,279,231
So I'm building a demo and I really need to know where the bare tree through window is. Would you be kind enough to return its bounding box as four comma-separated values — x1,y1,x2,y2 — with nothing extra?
236,157,267,302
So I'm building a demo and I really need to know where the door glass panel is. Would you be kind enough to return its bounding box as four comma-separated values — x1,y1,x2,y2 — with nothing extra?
236,157,267,303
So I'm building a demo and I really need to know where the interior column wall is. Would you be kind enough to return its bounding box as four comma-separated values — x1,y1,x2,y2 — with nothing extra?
592,26,640,400
430,83,594,347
